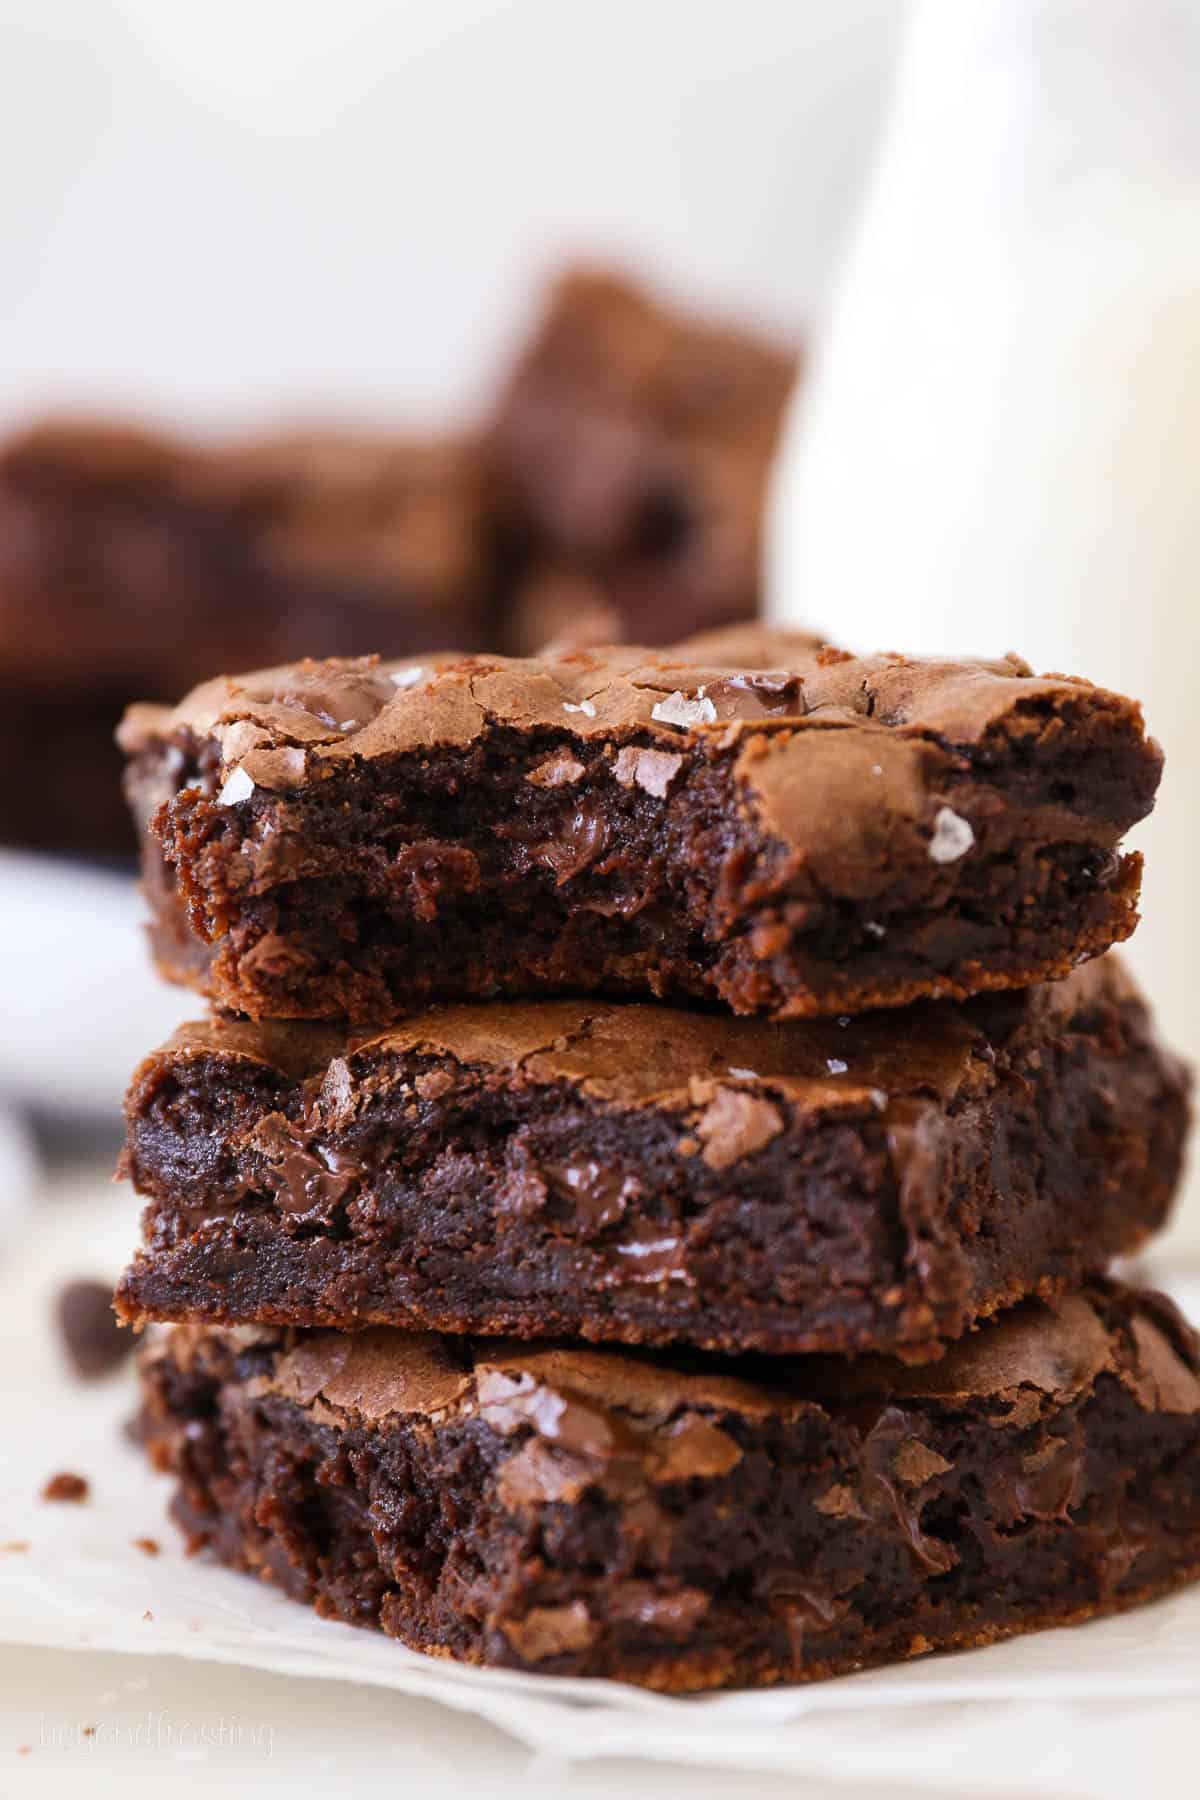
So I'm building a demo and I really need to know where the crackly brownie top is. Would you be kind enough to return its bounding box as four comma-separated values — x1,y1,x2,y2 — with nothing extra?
141,956,1139,1143
117,627,1153,821
160,1287,1200,1445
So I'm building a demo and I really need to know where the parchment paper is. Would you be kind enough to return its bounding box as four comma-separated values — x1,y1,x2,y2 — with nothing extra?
6,1173,1200,1793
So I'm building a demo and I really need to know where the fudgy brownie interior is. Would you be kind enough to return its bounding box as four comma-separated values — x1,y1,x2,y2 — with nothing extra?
121,632,1161,1021
117,959,1188,1358
137,1284,1200,1692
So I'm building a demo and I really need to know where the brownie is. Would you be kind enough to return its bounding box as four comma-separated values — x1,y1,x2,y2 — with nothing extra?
116,958,1187,1360
120,628,1162,1021
489,270,799,646
136,1284,1200,1692
0,420,488,854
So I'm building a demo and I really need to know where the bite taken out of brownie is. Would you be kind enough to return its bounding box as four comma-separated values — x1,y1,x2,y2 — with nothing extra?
136,1283,1200,1692
120,627,1162,1022
116,957,1188,1361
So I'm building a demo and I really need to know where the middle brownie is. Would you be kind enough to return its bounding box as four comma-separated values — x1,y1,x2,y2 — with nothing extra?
116,956,1187,1360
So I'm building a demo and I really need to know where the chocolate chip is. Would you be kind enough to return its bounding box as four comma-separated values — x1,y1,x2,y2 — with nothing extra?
542,1158,640,1234
699,672,806,720
249,1114,355,1217
242,662,397,735
56,1280,132,1380
533,807,608,883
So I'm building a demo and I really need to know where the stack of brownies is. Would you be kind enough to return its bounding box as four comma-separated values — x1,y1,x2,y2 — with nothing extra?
115,625,1200,1692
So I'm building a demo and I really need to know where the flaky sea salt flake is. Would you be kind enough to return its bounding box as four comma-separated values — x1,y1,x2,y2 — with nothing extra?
218,765,255,807
651,690,718,729
928,806,975,864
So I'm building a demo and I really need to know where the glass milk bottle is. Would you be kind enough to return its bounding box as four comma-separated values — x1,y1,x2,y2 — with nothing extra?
769,0,1200,1250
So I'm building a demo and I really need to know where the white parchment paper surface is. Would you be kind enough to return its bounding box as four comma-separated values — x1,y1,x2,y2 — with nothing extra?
5,1175,1200,1796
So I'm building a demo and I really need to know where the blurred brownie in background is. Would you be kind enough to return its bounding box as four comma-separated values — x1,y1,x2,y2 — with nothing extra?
0,421,489,854
0,268,802,856
489,269,800,651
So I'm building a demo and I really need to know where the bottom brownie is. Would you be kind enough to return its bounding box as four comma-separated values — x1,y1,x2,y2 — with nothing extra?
137,1284,1200,1693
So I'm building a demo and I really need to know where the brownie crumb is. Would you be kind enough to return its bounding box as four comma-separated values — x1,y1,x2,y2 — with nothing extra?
81,1726,96,1740
133,1536,160,1556
56,1280,133,1380
142,1610,154,1621
42,1471,89,1503
1,1541,30,1553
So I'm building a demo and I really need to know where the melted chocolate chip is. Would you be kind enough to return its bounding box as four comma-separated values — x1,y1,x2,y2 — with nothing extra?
994,1433,1086,1527
242,662,398,735
542,1158,641,1234
700,671,806,720
759,1571,850,1666
860,1406,957,1576
602,1220,692,1287
609,1582,711,1635
250,1114,355,1216
534,807,608,883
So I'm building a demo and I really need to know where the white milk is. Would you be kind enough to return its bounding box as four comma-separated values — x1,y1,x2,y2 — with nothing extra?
770,0,1200,1246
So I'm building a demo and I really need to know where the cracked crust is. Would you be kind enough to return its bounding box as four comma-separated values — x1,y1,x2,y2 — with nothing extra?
136,1284,1200,1691
120,629,1162,1021
117,631,1129,769
115,956,1189,1357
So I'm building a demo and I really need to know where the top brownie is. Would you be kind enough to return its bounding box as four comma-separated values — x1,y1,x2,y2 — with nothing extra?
121,627,1161,1021
489,270,799,649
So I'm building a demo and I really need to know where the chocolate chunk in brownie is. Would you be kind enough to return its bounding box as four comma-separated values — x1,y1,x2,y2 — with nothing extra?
57,1279,132,1379
489,269,799,645
120,627,1162,1021
116,958,1187,1359
0,420,488,854
136,1283,1200,1692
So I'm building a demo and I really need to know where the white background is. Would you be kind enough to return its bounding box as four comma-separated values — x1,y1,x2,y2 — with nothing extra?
0,0,906,432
